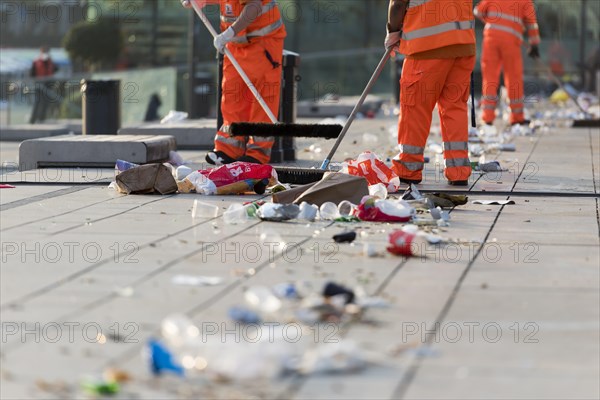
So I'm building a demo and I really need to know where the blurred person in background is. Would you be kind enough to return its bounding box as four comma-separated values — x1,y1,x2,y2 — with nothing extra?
386,0,476,186
181,0,286,165
29,46,59,123
30,46,58,78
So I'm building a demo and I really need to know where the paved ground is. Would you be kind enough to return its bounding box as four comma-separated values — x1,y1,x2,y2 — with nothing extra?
0,111,599,399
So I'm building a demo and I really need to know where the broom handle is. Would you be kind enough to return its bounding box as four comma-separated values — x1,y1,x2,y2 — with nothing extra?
190,0,278,124
534,57,589,116
320,48,393,170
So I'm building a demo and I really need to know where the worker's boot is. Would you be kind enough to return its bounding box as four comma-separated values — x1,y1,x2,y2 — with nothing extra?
236,155,263,164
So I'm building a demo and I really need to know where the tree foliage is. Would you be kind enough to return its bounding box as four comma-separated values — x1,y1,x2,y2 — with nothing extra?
62,17,124,71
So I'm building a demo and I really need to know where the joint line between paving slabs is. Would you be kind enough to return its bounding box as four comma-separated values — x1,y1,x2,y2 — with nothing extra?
590,129,600,238
392,130,543,399
1,196,119,232
590,129,598,195
0,186,94,211
47,195,177,237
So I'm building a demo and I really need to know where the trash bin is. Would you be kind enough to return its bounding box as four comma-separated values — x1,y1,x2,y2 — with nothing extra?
81,79,120,135
190,71,214,119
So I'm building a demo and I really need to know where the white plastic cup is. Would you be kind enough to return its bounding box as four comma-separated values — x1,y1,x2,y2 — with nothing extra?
192,200,219,219
319,202,339,220
223,204,248,225
298,202,319,221
337,200,357,216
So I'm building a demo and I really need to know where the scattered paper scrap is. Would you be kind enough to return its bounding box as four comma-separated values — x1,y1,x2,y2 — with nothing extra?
171,275,224,287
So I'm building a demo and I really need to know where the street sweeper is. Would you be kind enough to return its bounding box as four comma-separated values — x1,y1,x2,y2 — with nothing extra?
386,0,476,186
182,0,286,165
475,0,541,126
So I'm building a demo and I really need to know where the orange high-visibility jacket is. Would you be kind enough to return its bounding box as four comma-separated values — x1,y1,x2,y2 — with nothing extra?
475,0,540,46
220,0,285,44
400,0,476,56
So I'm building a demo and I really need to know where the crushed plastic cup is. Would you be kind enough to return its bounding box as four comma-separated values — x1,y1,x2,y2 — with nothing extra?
223,204,248,225
185,171,216,195
168,150,185,166
176,165,193,180
363,243,378,258
479,161,502,172
337,200,357,216
115,159,139,173
192,200,219,219
298,202,319,221
244,286,282,313
480,124,498,136
319,202,339,220
260,229,286,254
256,203,300,221
368,183,388,199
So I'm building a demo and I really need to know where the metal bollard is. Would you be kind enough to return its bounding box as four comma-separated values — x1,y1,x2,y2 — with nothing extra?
258,50,300,163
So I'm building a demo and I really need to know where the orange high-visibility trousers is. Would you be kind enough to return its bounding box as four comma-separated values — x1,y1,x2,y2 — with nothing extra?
393,56,475,183
214,36,283,164
481,37,525,124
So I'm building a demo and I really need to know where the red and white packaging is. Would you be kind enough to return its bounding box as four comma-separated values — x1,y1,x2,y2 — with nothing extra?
342,151,401,192
199,162,274,187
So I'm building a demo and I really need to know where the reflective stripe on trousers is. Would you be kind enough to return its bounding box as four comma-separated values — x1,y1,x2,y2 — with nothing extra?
399,144,425,155
444,158,470,168
443,142,468,151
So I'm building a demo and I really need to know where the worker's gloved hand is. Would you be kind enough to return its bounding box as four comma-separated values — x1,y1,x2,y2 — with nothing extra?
385,31,402,55
528,44,540,59
180,0,192,8
214,27,235,54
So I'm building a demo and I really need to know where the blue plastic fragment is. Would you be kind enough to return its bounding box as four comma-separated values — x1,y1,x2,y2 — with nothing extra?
147,339,184,376
228,306,261,324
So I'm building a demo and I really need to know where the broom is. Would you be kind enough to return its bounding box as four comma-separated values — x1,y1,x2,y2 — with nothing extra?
534,57,599,128
274,47,394,184
190,0,342,139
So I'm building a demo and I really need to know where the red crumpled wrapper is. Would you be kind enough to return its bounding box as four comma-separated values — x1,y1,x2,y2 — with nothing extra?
356,197,412,223
199,162,274,188
343,151,401,192
387,230,417,256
